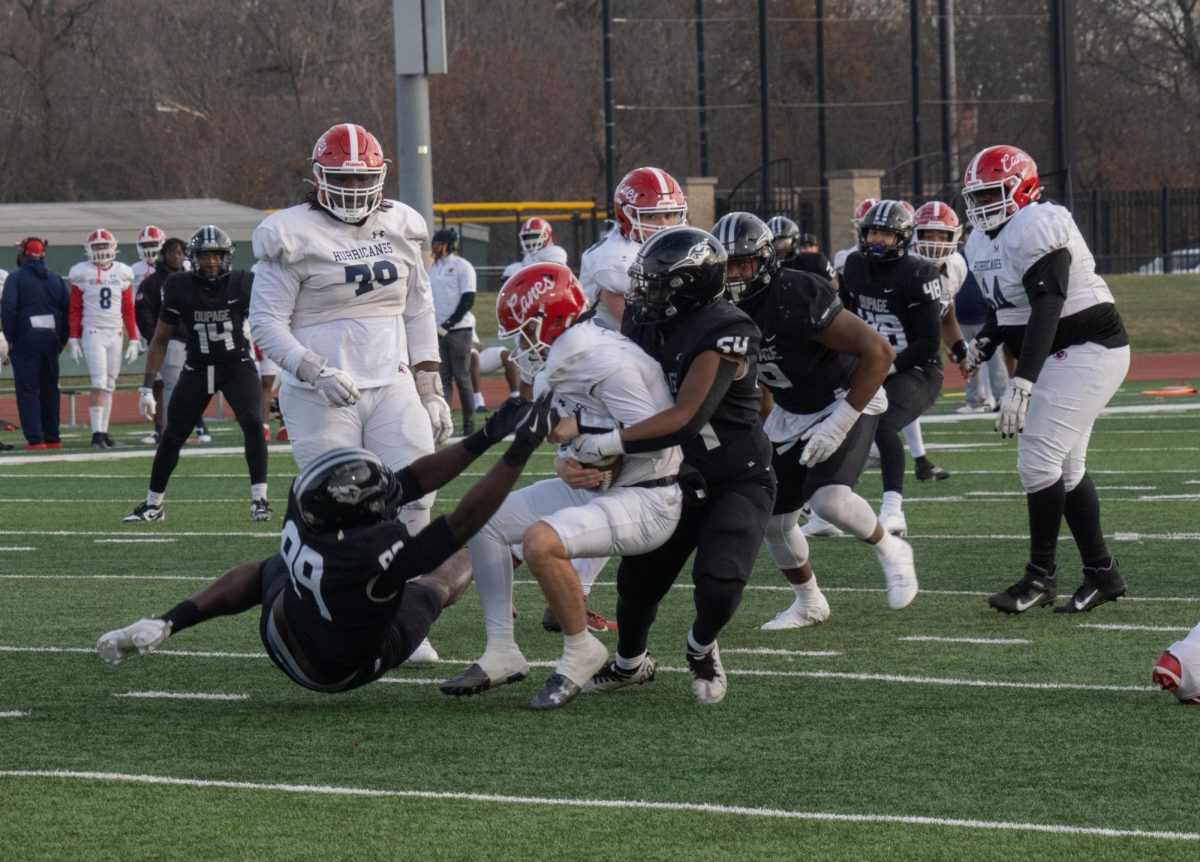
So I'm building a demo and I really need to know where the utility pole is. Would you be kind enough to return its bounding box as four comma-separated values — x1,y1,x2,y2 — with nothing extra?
393,0,447,234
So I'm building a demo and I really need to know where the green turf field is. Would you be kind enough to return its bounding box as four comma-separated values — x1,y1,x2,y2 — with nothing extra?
0,381,1198,860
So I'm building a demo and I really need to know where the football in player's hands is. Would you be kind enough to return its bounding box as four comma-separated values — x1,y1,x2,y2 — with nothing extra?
583,454,623,491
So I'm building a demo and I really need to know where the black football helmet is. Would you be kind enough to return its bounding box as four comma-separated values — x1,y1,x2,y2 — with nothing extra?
766,215,801,263
713,212,779,305
628,226,727,325
858,201,914,261
293,448,400,531
431,227,458,252
187,225,235,282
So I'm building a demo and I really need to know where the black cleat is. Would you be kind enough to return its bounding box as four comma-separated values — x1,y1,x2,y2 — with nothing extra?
123,502,164,523
250,499,273,522
914,460,951,481
102,433,117,448
439,661,529,697
91,432,107,449
988,563,1057,614
529,672,584,710
1054,558,1126,613
585,654,657,693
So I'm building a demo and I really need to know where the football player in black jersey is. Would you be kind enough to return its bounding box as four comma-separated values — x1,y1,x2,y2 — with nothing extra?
716,213,918,627
551,226,775,705
97,397,552,691
123,226,270,523
842,201,946,538
768,215,839,286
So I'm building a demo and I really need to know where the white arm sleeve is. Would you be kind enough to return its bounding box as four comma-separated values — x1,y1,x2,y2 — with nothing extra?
249,259,311,376
403,260,440,366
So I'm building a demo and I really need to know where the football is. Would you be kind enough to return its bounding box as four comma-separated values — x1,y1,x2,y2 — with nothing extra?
587,454,623,491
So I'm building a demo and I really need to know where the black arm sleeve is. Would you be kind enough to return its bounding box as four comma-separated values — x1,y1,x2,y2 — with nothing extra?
382,516,462,587
892,299,943,372
623,357,737,454
442,292,476,329
1014,248,1071,382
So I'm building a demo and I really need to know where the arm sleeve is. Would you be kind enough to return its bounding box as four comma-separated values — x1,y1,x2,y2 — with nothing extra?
68,286,83,338
892,298,942,372
1014,248,1071,383
248,258,311,376
442,292,476,329
402,217,440,366
121,287,138,340
378,516,462,588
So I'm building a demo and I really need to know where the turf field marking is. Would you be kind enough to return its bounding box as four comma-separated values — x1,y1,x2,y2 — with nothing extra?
0,711,30,718
721,648,842,657
0,646,266,659
900,636,1029,645
0,530,275,539
1,770,1195,842
94,538,178,544
0,546,35,551
113,691,248,701
1077,624,1192,633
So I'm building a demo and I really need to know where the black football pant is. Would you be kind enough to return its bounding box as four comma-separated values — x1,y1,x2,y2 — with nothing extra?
149,361,267,494
614,467,776,657
876,365,943,494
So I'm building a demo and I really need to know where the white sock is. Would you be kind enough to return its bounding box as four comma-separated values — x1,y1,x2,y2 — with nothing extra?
89,406,103,434
616,650,648,671
873,531,899,559
903,421,925,458
100,391,113,432
560,630,604,684
251,483,268,501
146,491,165,507
687,629,714,655
509,390,520,399
881,490,904,516
473,392,485,408
793,575,820,600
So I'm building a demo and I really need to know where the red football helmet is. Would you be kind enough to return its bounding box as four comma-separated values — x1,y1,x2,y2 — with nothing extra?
852,197,880,229
913,202,962,261
613,167,688,243
136,225,166,263
519,217,553,255
496,263,587,376
85,228,118,265
311,123,388,223
962,145,1041,231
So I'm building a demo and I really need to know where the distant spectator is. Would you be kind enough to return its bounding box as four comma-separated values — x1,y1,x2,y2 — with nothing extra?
430,228,477,436
0,239,70,450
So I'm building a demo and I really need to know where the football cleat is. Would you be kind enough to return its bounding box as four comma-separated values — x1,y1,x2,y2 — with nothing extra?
586,608,618,633
529,673,585,710
531,635,609,710
1153,646,1200,704
406,637,439,666
250,499,273,522
276,426,289,442
686,641,728,705
91,432,106,449
879,511,908,537
988,563,1057,614
955,400,996,414
877,536,918,609
585,654,657,692
141,431,160,445
123,502,164,523
801,513,845,538
196,427,213,443
102,433,117,448
440,651,531,696
1054,559,1126,613
760,591,831,630
97,618,172,664
914,461,951,481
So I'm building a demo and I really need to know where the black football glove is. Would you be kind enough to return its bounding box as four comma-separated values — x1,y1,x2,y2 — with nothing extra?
462,396,533,455
505,393,558,463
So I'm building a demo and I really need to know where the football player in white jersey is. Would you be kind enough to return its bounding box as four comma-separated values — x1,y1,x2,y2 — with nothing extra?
1154,622,1200,705
251,123,454,666
131,225,166,286
67,229,141,448
960,145,1130,615
518,216,569,266
579,166,688,306
440,263,684,710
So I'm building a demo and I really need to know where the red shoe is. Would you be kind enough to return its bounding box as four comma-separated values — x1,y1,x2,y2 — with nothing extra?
262,424,271,441
44,442,62,449
276,426,289,441
23,443,48,451
586,608,618,633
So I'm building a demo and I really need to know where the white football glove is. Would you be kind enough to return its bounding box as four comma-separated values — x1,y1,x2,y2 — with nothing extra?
124,340,142,363
995,376,1034,438
137,386,157,422
799,398,861,467
570,428,624,463
959,336,993,378
415,370,454,445
68,338,83,362
296,350,361,408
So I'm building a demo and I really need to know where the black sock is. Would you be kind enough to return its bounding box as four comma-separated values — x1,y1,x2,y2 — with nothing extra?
159,599,201,634
1027,477,1066,571
915,455,933,468
1063,473,1111,569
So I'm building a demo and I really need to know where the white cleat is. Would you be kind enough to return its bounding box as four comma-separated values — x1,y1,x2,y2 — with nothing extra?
801,514,845,538
97,618,172,664
686,641,728,705
878,537,919,609
879,511,908,537
406,637,440,666
760,592,832,630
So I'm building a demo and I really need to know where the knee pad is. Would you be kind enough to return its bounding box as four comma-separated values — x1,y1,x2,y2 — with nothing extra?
809,484,877,539
764,511,809,569
1016,443,1064,493
478,347,507,375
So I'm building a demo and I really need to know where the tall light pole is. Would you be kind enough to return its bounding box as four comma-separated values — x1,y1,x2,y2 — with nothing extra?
393,0,447,233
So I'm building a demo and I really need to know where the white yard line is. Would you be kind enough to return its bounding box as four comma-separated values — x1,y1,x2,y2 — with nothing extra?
900,636,1030,645
0,770,1194,841
113,691,248,701
1077,624,1192,633
0,711,30,718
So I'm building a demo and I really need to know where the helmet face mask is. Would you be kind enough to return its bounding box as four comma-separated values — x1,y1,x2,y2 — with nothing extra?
962,145,1041,231
767,215,800,262
496,263,587,376
613,167,688,243
628,226,727,325
713,212,778,305
913,201,962,261
187,225,235,283
519,217,552,255
136,225,166,264
294,448,399,532
85,229,118,266
312,123,388,224
857,201,915,261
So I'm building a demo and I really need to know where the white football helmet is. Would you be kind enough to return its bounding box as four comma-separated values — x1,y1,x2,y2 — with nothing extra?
85,228,118,266
136,225,166,264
